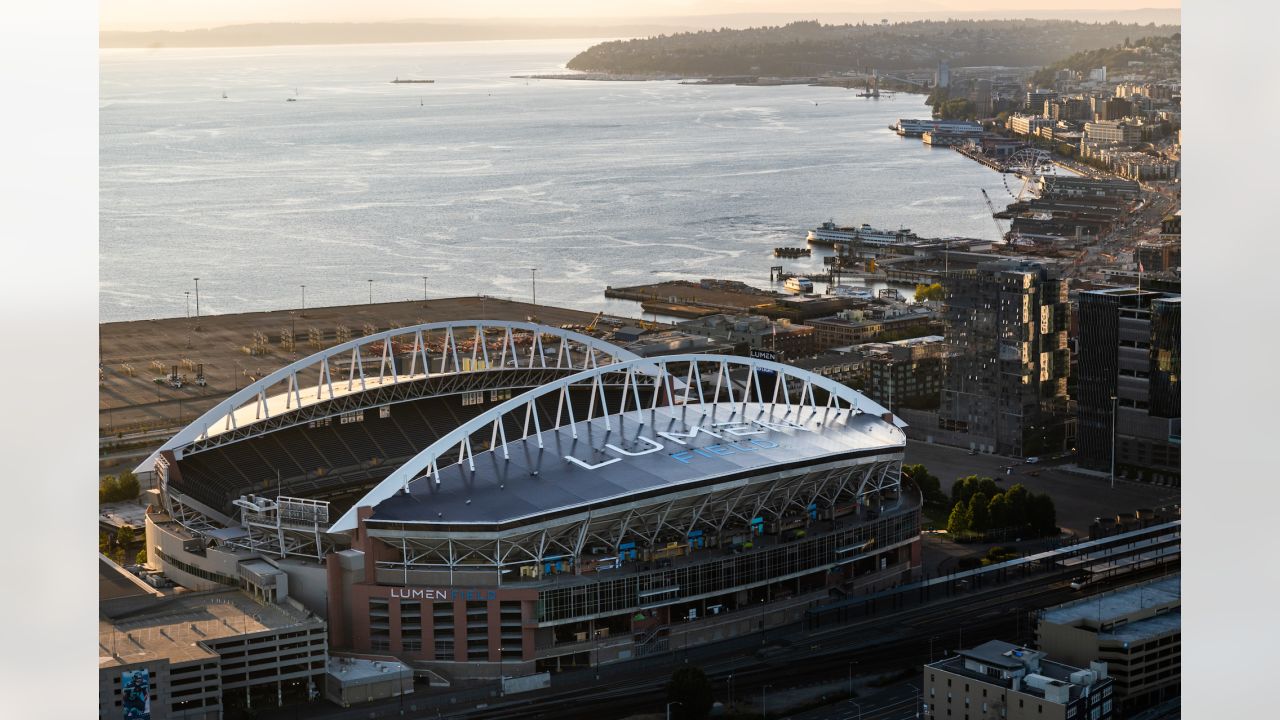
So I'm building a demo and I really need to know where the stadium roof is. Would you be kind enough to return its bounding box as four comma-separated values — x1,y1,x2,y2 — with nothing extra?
333,353,905,533
365,400,905,530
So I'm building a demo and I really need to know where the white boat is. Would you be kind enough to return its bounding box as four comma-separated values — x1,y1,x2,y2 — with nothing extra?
807,221,919,247
892,118,983,137
830,285,875,300
784,277,813,294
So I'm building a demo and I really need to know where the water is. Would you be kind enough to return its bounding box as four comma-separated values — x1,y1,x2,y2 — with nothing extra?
100,39,1011,323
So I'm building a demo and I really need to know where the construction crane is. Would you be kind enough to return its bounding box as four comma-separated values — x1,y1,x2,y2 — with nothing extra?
980,189,1009,243
584,311,604,334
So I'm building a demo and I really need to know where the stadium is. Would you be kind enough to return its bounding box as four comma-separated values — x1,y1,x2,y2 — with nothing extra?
138,320,922,682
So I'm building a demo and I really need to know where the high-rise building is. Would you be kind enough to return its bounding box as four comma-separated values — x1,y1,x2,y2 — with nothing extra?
1075,288,1181,484
939,261,1070,456
971,78,992,116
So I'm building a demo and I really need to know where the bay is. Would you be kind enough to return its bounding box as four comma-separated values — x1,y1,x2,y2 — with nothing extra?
99,39,1011,322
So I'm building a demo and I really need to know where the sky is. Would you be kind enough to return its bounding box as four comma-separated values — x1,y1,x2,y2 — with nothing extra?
100,0,1181,32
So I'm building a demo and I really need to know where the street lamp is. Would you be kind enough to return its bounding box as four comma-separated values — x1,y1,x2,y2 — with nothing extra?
530,268,538,307
422,275,428,303
848,661,858,697
184,291,190,319
300,284,306,311
728,674,734,709
367,279,373,305
762,685,772,719
193,277,200,320
666,701,683,720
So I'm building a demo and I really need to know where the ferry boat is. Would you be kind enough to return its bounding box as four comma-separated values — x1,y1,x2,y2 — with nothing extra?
783,277,814,294
890,118,983,137
807,221,920,247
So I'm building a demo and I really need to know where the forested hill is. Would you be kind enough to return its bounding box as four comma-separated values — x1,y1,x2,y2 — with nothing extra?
566,20,1181,76
1029,34,1181,86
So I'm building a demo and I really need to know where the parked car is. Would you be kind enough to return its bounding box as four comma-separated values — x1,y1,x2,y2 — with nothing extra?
1025,456,1040,464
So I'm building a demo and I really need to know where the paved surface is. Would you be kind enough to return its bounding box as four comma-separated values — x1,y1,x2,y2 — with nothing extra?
903,440,1180,537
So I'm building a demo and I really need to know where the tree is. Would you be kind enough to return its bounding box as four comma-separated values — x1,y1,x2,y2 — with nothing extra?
116,526,136,550
1028,493,1058,536
914,283,945,303
903,464,945,507
968,492,991,533
946,502,972,535
666,666,714,720
135,549,148,566
1005,483,1031,526
988,493,1012,530
99,531,112,555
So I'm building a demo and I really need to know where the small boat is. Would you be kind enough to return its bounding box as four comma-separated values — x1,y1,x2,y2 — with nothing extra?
286,97,296,102
221,92,227,99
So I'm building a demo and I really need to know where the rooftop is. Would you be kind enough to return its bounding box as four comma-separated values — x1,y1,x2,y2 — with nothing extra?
367,401,905,529
99,590,321,669
1041,574,1180,628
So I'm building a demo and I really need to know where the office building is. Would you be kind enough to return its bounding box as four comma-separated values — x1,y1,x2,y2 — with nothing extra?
677,313,817,360
862,335,950,413
1075,289,1181,484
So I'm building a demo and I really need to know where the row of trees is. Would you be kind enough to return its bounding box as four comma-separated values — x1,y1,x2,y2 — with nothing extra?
946,475,1057,538
100,526,146,567
100,471,140,504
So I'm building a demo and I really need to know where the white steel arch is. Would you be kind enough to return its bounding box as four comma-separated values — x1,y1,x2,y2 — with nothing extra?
136,320,642,473
329,353,905,533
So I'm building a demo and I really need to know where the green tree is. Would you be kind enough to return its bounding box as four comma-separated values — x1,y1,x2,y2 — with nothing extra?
116,526,136,550
135,549,148,566
903,464,945,507
946,502,972,535
1005,483,1031,526
988,493,1012,529
1028,493,1058,536
968,492,991,533
914,283,945,303
666,666,714,720
99,531,112,555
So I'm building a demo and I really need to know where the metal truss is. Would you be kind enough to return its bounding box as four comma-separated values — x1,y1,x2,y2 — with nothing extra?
369,460,905,578
136,320,642,471
227,496,337,562
334,353,904,534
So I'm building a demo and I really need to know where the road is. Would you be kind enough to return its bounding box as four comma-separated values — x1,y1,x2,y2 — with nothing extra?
903,440,1180,537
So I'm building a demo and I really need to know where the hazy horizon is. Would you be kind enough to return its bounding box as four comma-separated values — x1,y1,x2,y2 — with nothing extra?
102,2,1180,33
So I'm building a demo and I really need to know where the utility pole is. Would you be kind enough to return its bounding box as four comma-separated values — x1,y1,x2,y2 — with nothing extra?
184,291,190,319
193,277,200,321
367,279,373,305
530,268,538,307
422,275,428,303
300,285,306,311
762,685,771,719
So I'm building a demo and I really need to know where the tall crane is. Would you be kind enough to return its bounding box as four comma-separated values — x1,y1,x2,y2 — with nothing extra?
980,189,1010,243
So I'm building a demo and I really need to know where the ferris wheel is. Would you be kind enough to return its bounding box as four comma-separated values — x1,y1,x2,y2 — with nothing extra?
1002,148,1058,201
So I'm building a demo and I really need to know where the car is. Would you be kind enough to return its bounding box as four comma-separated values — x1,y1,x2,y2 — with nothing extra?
968,449,978,456
1025,457,1040,464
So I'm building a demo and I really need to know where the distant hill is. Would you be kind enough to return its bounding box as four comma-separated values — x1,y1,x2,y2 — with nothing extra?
100,11,1181,49
99,22,689,49
1029,34,1181,86
566,19,1182,77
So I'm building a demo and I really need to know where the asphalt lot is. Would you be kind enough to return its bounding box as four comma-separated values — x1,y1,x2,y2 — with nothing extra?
903,440,1180,537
